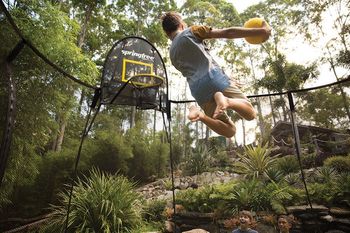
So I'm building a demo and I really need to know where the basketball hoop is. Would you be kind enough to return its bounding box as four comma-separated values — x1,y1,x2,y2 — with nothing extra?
127,73,164,89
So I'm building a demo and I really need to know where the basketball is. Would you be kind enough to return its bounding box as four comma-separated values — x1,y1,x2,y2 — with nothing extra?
243,18,270,44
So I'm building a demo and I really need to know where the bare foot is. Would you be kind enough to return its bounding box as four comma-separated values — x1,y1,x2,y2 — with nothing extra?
213,92,229,118
188,105,203,122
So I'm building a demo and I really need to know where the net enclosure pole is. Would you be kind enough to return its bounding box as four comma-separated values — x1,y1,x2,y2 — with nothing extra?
287,91,313,209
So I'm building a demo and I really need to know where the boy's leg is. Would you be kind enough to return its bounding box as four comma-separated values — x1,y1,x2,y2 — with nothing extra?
188,105,236,138
213,92,256,120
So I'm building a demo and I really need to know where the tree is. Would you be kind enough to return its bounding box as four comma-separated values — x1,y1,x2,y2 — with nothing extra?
298,88,350,128
0,0,97,208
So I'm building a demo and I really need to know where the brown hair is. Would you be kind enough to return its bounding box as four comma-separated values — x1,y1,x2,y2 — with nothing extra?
239,210,254,221
160,12,183,34
239,210,257,228
278,215,293,225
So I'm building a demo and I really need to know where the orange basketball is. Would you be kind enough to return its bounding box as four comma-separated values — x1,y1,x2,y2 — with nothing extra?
243,18,270,44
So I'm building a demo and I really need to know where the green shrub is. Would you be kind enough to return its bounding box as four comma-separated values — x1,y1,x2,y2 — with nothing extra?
308,182,339,204
182,144,212,176
212,150,231,168
176,186,216,213
143,199,167,222
324,155,350,173
275,155,299,175
44,168,143,232
334,172,350,203
313,166,339,183
234,144,277,178
301,153,318,169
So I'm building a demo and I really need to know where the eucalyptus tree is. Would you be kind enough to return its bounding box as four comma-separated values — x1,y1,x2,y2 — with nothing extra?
240,1,318,123
277,0,350,122
298,87,350,128
0,0,97,207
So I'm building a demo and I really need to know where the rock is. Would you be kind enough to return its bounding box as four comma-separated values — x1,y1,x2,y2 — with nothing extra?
307,204,329,212
182,229,209,233
330,207,350,216
326,230,347,233
333,218,350,226
165,220,175,233
320,215,333,222
286,205,308,213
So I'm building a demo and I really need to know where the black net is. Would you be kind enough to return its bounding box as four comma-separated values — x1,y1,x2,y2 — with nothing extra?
101,36,168,110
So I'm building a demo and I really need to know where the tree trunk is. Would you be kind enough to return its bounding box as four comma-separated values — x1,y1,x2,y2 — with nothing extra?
281,98,288,121
130,106,136,129
52,113,67,152
196,121,199,143
78,89,85,114
268,90,277,125
77,4,93,48
327,53,350,122
248,55,265,138
205,126,210,140
242,119,246,146
183,102,187,158
55,117,67,151
255,95,265,139
153,109,156,139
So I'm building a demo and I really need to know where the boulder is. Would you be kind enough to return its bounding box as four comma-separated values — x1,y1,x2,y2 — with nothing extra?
330,207,350,216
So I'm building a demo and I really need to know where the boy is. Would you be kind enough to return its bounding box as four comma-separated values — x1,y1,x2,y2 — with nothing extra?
232,210,258,233
278,215,293,233
161,12,271,138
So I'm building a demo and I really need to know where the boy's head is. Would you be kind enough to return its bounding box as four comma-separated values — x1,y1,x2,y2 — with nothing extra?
160,12,186,37
278,215,293,233
238,210,254,230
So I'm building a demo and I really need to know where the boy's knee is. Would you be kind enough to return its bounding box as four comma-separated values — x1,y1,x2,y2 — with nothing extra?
225,125,236,138
246,111,257,121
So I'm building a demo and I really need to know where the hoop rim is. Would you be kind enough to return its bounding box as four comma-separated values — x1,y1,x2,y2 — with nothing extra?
127,73,165,88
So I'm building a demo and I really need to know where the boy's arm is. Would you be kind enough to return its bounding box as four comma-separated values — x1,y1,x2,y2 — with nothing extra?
208,21,271,40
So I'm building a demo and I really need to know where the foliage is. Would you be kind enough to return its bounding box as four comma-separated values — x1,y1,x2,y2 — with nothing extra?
313,166,339,183
274,155,300,176
182,144,213,176
335,172,350,202
324,155,350,173
283,173,302,186
126,123,169,182
143,199,167,223
308,182,339,204
301,153,318,169
264,166,285,183
44,168,143,233
176,186,216,213
234,144,277,178
1,0,349,227
298,88,350,128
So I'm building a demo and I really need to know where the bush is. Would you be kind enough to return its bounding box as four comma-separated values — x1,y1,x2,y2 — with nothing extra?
301,153,318,168
324,155,350,173
182,144,212,176
275,155,300,175
143,199,167,222
308,182,339,204
334,172,350,203
234,144,277,178
44,168,144,232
